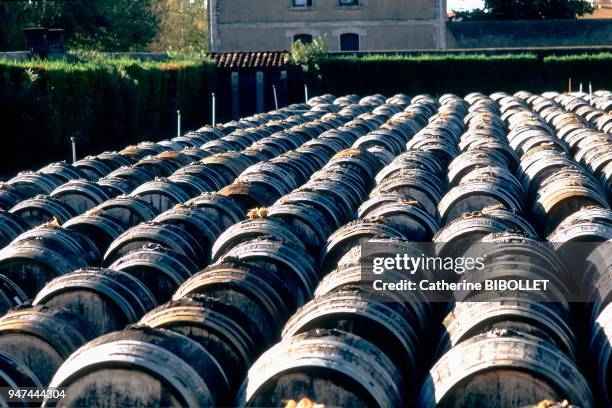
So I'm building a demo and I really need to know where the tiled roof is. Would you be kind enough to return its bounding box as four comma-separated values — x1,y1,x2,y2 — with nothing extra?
580,5,612,18
208,51,291,70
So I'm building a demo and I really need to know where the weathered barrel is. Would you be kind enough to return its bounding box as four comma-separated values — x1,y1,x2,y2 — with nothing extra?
211,216,306,262
266,203,334,256
172,163,228,190
0,234,90,297
219,237,317,309
202,153,252,183
174,259,290,333
589,302,612,406
363,201,439,241
153,205,223,265
33,268,156,335
282,288,422,393
92,195,158,228
9,195,77,228
73,157,114,181
277,190,345,229
237,329,406,408
184,192,245,230
133,156,181,179
106,165,153,186
0,187,28,211
140,294,266,390
218,182,278,210
131,178,193,213
319,218,406,276
167,173,217,196
38,162,88,183
109,243,199,303
0,351,43,407
96,176,141,197
437,293,577,362
7,172,63,199
0,210,29,249
417,330,594,408
0,305,98,386
13,225,101,266
50,180,111,214
0,274,27,315
45,326,230,407
62,212,127,256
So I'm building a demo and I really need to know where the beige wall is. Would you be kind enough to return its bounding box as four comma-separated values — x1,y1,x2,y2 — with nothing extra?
210,0,445,51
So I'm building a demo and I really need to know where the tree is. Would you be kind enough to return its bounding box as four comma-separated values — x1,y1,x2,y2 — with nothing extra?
452,0,594,21
149,0,208,55
0,0,159,51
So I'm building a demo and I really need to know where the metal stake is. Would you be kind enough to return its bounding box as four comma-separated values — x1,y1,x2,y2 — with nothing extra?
568,78,572,93
589,82,593,104
304,84,309,103
579,83,583,93
177,110,181,138
212,93,216,127
272,85,279,110
70,137,77,164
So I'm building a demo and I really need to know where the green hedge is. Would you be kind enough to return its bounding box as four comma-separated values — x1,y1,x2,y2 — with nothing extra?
0,57,216,175
312,53,612,98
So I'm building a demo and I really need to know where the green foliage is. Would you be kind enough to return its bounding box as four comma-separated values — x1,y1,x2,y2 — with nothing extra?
0,56,216,175
452,0,594,21
0,0,159,52
150,0,209,54
290,35,329,77
311,53,612,97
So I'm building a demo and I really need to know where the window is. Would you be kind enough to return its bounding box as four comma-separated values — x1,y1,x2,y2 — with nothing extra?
339,0,359,6
340,33,359,51
292,0,312,7
293,34,314,44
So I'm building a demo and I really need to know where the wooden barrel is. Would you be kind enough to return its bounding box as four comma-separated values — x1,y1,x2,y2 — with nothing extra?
131,178,193,213
174,259,290,333
172,163,227,190
92,195,158,228
0,305,98,386
7,172,63,199
282,288,422,392
45,326,230,407
237,329,406,408
218,182,278,210
0,351,43,407
266,203,334,256
50,180,111,214
62,213,128,259
103,222,202,267
211,217,306,262
184,192,245,230
13,225,101,266
363,201,439,241
371,169,444,216
239,163,301,193
96,176,141,197
0,187,28,212
219,237,317,309
133,156,181,179
167,173,217,196
153,205,223,265
38,162,88,183
0,210,29,249
0,274,27,315
73,157,113,181
417,330,594,408
277,190,344,230
589,302,612,406
9,195,77,229
139,294,266,391
109,243,199,303
106,165,153,186
437,294,577,362
0,236,89,298
319,218,406,277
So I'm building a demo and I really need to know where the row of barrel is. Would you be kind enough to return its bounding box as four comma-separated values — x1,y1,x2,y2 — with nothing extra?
0,92,432,406
0,90,611,407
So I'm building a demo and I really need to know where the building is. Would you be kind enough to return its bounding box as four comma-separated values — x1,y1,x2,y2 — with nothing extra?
583,0,612,19
208,0,447,52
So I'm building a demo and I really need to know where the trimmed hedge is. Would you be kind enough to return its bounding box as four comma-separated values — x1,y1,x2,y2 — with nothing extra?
311,53,612,98
0,58,215,175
